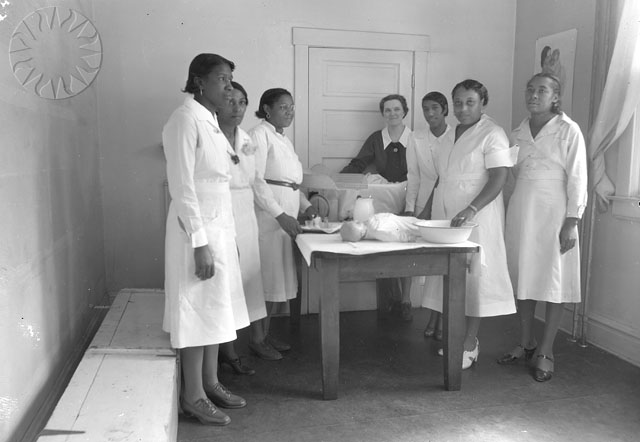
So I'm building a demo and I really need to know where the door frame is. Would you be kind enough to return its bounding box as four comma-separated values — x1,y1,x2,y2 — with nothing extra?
292,27,431,169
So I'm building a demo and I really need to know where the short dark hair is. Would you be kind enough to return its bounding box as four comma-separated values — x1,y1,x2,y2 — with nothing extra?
452,79,489,106
527,73,562,114
182,53,235,94
255,88,292,119
231,81,248,105
379,94,409,117
422,91,449,116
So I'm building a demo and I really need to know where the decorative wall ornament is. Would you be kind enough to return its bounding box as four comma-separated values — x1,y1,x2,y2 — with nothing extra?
9,6,102,99
534,29,577,116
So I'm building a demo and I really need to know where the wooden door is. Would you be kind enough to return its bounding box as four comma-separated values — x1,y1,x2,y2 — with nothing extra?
308,48,414,172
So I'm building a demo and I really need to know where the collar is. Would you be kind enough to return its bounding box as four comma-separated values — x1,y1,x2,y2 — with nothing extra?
431,123,451,140
184,95,221,132
382,126,411,148
261,119,285,136
517,113,562,140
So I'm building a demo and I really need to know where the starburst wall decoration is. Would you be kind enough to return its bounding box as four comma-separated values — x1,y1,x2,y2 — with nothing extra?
9,7,102,99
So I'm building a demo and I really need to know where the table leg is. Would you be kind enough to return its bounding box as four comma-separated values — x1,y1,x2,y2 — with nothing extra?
442,252,467,391
317,258,340,400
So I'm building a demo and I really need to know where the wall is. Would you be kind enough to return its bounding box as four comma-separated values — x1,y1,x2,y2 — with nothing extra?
514,0,640,367
93,0,517,290
0,1,106,440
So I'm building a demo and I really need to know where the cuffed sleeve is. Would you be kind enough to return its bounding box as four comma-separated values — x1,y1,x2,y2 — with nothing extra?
484,128,517,169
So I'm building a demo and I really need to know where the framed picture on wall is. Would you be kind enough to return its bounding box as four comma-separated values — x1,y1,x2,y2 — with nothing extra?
534,29,577,116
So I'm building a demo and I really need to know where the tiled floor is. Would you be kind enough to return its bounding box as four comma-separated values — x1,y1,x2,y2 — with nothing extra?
178,309,640,442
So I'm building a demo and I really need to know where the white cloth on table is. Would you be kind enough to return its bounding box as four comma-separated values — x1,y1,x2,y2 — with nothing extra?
506,113,587,303
405,126,453,215
227,127,267,322
162,96,249,348
421,114,517,317
295,233,478,267
250,120,310,302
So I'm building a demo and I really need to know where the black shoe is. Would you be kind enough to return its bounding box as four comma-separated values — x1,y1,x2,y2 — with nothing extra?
219,353,255,375
181,398,230,426
265,334,291,352
205,383,247,409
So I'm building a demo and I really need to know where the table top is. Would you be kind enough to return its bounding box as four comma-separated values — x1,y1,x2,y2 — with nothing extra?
296,233,479,266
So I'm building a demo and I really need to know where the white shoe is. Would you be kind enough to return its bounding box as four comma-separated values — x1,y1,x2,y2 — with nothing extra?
462,338,479,370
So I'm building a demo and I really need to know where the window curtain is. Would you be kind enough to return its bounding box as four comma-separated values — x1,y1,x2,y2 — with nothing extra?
588,0,640,212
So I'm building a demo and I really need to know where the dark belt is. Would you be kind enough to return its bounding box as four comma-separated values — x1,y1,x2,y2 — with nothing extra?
265,179,300,191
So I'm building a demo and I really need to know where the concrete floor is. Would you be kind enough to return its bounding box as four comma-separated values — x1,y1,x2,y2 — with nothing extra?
178,309,640,442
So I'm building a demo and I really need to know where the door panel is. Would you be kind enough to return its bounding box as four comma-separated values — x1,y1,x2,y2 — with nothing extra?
309,48,414,171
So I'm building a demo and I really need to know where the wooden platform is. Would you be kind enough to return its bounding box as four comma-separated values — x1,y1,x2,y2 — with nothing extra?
38,289,178,442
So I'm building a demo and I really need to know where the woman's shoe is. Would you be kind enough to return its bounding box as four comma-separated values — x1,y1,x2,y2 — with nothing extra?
435,329,443,341
400,302,413,322
462,338,479,370
205,382,247,409
496,344,537,365
219,353,255,375
248,341,282,361
265,334,291,352
533,354,554,382
423,326,436,338
181,398,230,426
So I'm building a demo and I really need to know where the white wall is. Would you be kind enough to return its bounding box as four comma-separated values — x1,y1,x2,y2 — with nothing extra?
0,1,106,440
94,0,517,290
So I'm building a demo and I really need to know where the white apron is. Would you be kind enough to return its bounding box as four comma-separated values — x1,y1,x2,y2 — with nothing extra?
255,185,300,302
231,186,268,320
250,121,304,303
421,115,516,317
505,170,581,303
164,182,249,348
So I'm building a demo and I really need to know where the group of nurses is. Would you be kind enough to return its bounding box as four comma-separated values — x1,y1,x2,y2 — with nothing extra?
407,75,587,381
162,53,316,427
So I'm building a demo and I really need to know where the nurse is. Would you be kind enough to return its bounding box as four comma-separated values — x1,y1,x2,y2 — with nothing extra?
163,53,249,426
422,79,517,369
405,91,454,340
249,88,317,360
217,81,268,375
342,94,413,320
497,73,587,382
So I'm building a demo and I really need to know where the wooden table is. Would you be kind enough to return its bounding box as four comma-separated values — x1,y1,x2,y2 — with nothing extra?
295,234,479,400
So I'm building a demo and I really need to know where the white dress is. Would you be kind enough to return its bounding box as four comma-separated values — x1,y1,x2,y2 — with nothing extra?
162,96,249,349
249,120,310,302
227,127,268,321
405,125,453,215
506,113,588,303
422,114,517,317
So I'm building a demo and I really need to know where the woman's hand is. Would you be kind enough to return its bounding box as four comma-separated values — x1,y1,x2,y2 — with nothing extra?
302,205,319,221
559,217,579,254
276,212,303,238
194,245,215,280
450,206,476,227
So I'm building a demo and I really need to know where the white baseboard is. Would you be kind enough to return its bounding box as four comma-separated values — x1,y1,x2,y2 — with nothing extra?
536,305,640,368
582,312,640,368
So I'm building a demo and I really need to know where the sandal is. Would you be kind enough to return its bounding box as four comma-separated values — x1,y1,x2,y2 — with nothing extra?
423,326,436,338
533,354,554,382
496,344,537,365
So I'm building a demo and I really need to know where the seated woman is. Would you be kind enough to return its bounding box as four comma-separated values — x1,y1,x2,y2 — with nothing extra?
341,94,411,183
341,94,412,320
